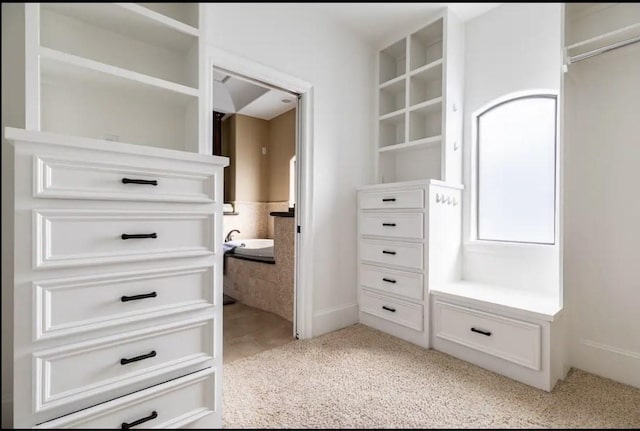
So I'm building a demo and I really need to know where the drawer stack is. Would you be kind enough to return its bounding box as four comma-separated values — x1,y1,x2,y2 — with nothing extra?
7,129,228,428
357,180,462,348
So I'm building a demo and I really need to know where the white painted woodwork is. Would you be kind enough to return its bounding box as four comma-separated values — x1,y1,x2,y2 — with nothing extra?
359,188,424,210
359,212,424,239
34,368,215,429
26,3,205,153
34,155,215,203
34,317,214,413
34,209,214,269
376,10,464,185
431,291,564,392
6,129,227,428
359,289,423,331
34,265,215,340
357,180,463,348
359,239,424,271
434,300,541,370
359,264,423,301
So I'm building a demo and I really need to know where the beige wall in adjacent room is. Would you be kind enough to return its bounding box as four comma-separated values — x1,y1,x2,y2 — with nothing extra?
268,109,296,202
232,114,270,202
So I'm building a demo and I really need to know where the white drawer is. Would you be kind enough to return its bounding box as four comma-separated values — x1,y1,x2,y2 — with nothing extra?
434,301,541,370
33,317,214,413
360,239,423,271
34,155,216,203
360,189,424,210
359,264,423,300
35,368,216,429
34,209,214,269
359,289,423,331
34,265,215,340
360,212,424,239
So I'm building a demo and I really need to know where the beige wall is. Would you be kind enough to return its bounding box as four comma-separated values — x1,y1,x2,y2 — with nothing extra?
268,109,296,202
233,114,270,202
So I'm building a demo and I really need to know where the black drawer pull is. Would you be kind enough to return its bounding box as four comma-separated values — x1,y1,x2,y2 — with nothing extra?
382,223,397,227
382,250,396,255
122,178,158,186
471,327,492,337
121,233,157,240
382,278,397,284
121,292,157,302
382,305,396,312
382,198,396,202
122,411,158,429
120,350,156,365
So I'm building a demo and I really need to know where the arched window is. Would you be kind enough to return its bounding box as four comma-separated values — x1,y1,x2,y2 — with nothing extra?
475,93,557,244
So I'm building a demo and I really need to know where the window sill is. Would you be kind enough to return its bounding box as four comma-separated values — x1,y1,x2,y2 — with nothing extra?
464,239,558,257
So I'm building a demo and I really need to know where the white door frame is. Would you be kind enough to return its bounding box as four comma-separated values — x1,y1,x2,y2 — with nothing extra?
204,45,315,340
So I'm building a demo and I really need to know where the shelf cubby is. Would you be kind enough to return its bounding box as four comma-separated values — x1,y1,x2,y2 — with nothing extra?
379,111,406,148
409,60,443,105
410,18,443,71
380,39,407,84
409,104,442,142
379,145,442,184
379,78,406,115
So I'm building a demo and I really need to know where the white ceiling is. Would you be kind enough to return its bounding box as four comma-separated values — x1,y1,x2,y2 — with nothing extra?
306,3,501,45
238,90,297,121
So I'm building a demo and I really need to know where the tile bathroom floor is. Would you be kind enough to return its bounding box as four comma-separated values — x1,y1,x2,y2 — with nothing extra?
223,301,295,363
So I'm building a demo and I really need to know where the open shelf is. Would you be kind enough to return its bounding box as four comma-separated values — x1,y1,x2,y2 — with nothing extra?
380,38,407,84
410,18,443,71
409,103,442,142
379,77,406,115
136,3,200,28
42,3,198,51
565,3,640,47
378,135,441,153
40,3,199,88
567,22,640,61
379,144,442,183
40,47,199,104
410,60,443,105
378,111,406,148
409,96,442,114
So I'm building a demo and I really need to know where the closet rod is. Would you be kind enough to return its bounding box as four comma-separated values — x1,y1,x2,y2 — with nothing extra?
569,35,640,64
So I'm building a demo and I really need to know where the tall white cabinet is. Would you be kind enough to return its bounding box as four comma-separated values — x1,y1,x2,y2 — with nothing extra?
359,8,465,349
5,3,227,428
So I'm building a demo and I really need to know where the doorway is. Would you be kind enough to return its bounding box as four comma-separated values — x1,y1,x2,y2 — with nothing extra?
211,63,306,363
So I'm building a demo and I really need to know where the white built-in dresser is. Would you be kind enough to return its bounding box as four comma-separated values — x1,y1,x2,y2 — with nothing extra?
6,128,227,428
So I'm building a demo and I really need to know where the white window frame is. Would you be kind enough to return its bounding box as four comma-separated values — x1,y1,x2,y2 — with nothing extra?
469,89,559,248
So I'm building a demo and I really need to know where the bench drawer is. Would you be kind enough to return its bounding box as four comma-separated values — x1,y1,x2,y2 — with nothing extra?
434,301,541,370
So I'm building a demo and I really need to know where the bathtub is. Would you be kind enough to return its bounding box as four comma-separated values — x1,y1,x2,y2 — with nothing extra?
226,239,274,258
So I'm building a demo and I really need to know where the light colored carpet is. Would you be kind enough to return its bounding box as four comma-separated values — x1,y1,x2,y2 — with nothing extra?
223,324,640,428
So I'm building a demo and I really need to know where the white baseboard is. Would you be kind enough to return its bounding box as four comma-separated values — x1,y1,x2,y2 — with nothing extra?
313,303,358,337
572,339,640,388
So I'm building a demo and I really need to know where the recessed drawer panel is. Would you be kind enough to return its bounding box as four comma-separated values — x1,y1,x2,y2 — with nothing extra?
360,189,424,209
34,155,216,203
34,368,216,429
359,264,423,300
34,209,214,269
34,265,215,340
360,239,423,271
33,317,214,413
360,212,424,239
434,301,541,370
359,289,423,331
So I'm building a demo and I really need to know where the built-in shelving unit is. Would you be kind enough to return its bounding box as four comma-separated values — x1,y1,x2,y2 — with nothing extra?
375,10,463,184
26,2,204,152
